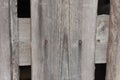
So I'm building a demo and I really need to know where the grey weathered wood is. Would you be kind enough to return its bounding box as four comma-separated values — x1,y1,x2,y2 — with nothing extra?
31,0,44,79
0,0,11,80
18,18,31,66
80,1,98,80
69,0,82,79
95,15,109,63
10,0,19,80
106,0,120,80
31,0,98,80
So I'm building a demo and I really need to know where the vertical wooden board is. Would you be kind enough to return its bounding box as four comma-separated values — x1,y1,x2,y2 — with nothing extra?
31,0,63,79
31,0,71,79
19,18,31,66
10,0,19,80
80,0,98,80
95,15,109,63
31,0,44,79
31,0,98,80
42,0,70,80
0,0,11,80
69,0,82,80
106,0,120,80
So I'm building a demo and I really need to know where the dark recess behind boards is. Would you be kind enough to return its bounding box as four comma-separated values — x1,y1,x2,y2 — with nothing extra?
95,64,106,80
18,0,30,18
20,66,31,80
98,0,110,15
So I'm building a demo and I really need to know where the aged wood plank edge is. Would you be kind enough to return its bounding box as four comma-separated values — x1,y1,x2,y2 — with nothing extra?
10,0,19,80
0,0,11,80
31,0,41,79
80,0,98,80
106,0,120,80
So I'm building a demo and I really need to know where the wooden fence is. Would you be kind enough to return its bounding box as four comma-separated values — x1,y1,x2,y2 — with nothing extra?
0,0,119,80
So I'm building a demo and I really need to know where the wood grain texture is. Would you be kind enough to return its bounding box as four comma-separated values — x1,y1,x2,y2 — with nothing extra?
95,15,109,63
10,0,19,80
18,18,31,66
0,0,11,80
106,0,120,80
31,0,98,80
80,1,98,80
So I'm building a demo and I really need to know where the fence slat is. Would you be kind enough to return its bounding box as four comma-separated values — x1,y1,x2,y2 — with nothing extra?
0,0,11,80
69,0,82,80
31,0,43,79
80,0,98,80
106,0,120,80
31,0,98,80
10,0,19,80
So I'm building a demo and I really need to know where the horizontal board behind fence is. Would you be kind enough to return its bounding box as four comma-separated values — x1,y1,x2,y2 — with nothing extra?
19,18,31,66
95,15,109,63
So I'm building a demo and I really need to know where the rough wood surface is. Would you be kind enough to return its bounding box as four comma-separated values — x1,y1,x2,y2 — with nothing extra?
0,0,11,80
95,15,109,63
18,18,31,66
106,0,120,80
31,0,98,80
10,0,19,80
80,1,98,80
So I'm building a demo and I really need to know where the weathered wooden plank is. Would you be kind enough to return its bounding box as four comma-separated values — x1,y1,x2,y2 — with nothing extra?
31,0,98,80
80,0,98,80
69,0,98,79
31,0,44,79
18,18,31,66
106,0,120,80
95,15,109,63
10,0,19,80
0,0,11,80
67,0,82,80
31,0,62,79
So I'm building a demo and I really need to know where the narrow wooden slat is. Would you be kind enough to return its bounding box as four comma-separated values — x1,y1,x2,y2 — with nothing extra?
95,15,109,63
68,0,82,79
18,18,31,66
31,0,63,79
0,0,11,80
10,0,19,80
31,0,98,80
31,0,43,79
80,0,98,80
106,0,120,80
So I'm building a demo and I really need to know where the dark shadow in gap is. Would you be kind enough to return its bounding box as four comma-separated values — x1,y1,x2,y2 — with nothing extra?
17,0,31,18
19,66,31,80
98,0,110,15
95,64,106,80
